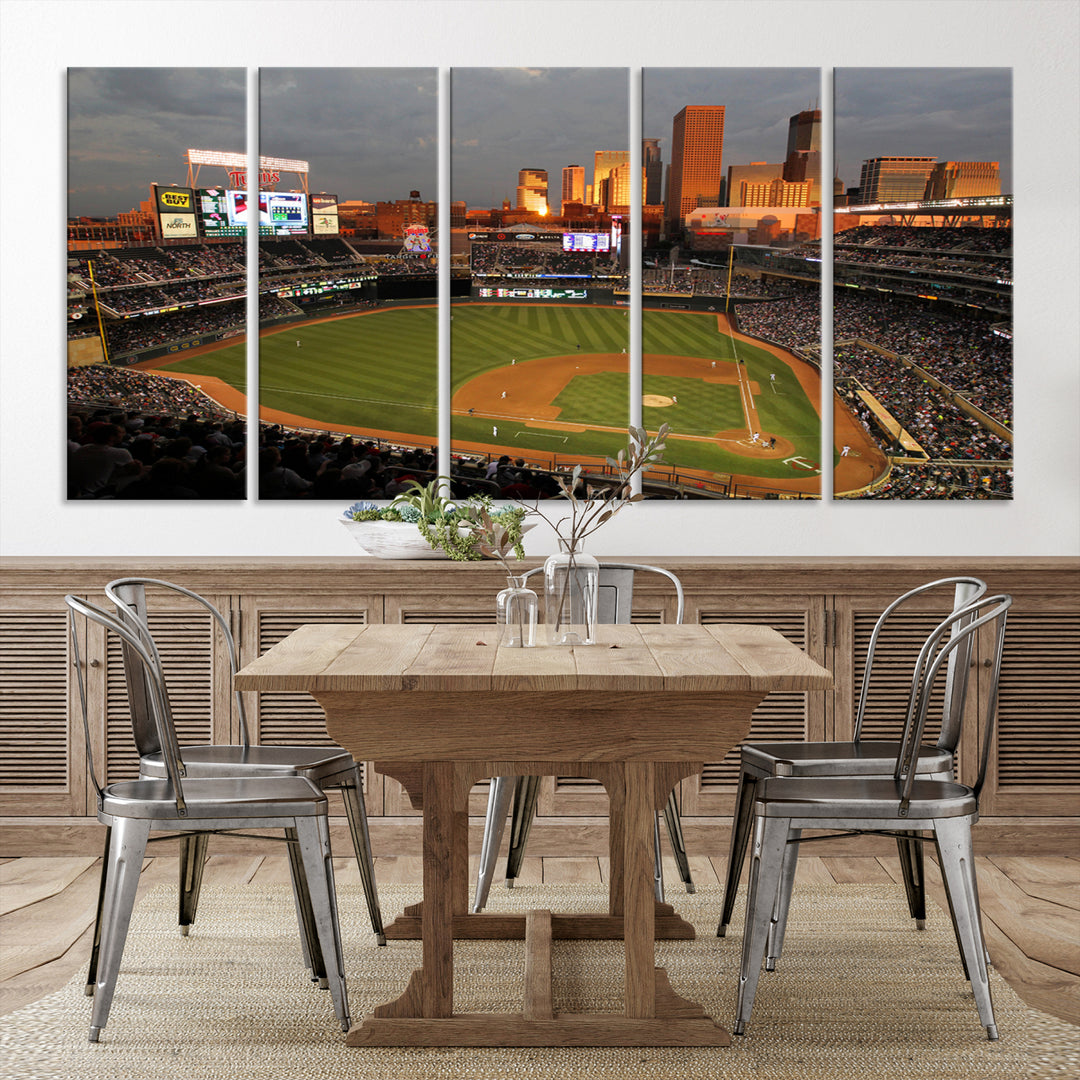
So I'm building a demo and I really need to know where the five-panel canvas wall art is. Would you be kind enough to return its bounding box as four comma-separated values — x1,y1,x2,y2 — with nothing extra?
66,67,1012,502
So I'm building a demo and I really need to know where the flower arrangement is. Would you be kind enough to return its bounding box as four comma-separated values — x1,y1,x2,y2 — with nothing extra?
344,478,527,562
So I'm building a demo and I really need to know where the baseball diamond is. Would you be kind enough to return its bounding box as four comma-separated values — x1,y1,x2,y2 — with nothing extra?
142,302,869,494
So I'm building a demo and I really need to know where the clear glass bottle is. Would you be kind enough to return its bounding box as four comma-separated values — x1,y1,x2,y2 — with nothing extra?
543,540,599,645
496,574,538,648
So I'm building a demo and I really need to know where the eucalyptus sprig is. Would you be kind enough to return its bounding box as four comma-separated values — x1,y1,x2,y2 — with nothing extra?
525,424,668,550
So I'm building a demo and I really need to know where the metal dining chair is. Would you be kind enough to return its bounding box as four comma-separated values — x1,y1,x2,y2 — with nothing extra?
82,577,383,996
718,576,987,940
734,592,1011,1041
473,562,693,912
66,594,351,1043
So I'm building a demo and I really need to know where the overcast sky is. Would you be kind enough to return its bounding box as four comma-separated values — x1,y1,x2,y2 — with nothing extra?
451,68,628,209
259,68,437,202
68,65,1012,218
68,68,245,217
835,68,1012,191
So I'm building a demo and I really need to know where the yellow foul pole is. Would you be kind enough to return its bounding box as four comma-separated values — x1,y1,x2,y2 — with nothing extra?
87,260,111,366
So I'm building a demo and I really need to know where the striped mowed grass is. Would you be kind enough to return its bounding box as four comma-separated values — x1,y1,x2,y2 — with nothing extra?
157,303,820,476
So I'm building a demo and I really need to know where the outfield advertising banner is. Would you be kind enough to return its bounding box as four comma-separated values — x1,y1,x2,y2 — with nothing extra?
159,213,198,239
154,186,195,215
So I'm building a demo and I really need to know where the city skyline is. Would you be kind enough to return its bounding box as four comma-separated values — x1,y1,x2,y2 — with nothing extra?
835,68,1012,193
68,66,1013,221
452,68,628,210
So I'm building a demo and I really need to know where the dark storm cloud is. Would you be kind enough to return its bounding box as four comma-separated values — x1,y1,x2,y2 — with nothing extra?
835,68,1012,191
644,68,821,180
259,69,437,202
451,68,629,208
68,68,245,217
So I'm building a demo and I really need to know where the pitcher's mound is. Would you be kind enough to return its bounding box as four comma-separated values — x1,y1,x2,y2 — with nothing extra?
643,394,673,407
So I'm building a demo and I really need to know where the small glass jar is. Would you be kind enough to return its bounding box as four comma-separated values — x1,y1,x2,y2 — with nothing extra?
543,540,599,646
496,574,538,648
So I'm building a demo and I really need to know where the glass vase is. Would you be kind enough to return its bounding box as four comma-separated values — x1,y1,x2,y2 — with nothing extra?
543,540,599,646
496,574,538,648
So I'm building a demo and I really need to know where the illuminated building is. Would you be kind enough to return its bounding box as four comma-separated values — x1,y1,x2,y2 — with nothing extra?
740,178,813,208
726,163,783,207
925,161,1001,199
516,168,548,213
561,165,585,213
664,105,725,237
593,151,629,205
858,156,936,203
601,161,646,212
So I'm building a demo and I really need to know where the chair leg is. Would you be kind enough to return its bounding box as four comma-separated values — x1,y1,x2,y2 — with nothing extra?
294,815,351,1033
473,775,516,912
286,826,325,984
653,811,665,903
88,816,151,1043
765,827,801,970
934,817,997,1040
339,768,385,944
505,775,542,887
896,833,928,928
733,814,790,1036
178,833,209,936
663,790,695,893
85,826,111,996
719,768,758,936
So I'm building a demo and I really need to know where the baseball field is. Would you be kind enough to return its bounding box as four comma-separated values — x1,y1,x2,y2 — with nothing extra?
148,302,830,488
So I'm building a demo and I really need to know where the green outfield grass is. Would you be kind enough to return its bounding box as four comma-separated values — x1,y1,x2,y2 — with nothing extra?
156,303,821,478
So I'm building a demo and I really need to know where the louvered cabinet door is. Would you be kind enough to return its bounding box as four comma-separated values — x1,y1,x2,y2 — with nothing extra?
100,595,233,794
978,603,1080,816
0,590,86,816
239,593,383,816
678,595,827,817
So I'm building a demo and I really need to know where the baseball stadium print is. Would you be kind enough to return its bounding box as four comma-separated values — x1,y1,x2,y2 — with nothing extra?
831,68,1012,500
65,66,1012,504
66,68,248,501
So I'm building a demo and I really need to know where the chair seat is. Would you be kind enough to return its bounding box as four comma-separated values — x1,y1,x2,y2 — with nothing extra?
100,775,327,820
744,739,953,777
140,743,355,780
756,775,978,820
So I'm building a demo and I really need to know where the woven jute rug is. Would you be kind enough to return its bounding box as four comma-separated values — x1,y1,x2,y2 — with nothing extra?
2,882,1075,1080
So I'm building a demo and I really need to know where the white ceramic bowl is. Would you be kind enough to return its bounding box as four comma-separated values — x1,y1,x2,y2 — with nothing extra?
340,517,536,560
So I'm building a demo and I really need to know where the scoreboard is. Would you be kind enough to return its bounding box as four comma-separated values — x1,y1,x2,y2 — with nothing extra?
562,232,610,253
196,188,311,237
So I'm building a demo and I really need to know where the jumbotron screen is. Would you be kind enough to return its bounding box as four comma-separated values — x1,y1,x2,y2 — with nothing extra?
196,189,310,236
562,232,610,253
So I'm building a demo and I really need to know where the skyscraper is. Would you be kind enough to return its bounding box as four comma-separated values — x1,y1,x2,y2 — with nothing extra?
642,138,663,205
561,164,585,212
593,150,629,205
516,168,548,213
664,105,725,237
925,161,1001,199
783,109,822,200
857,156,936,203
726,162,783,207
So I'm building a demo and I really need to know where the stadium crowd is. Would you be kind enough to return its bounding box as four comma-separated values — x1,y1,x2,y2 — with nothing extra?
67,366,245,500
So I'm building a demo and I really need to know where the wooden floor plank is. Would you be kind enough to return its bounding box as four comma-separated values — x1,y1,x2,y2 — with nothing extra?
824,856,894,884
0,857,98,916
542,858,603,887
200,855,265,886
987,855,1080,910
794,856,836,885
373,855,424,884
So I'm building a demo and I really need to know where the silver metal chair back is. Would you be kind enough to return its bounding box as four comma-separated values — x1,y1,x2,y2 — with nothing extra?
854,576,986,750
520,562,685,625
106,577,250,755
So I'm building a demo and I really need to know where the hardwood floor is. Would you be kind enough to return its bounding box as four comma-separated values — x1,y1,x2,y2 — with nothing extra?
1,854,1077,1026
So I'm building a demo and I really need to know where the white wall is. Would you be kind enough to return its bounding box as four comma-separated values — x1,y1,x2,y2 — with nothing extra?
2,0,1077,558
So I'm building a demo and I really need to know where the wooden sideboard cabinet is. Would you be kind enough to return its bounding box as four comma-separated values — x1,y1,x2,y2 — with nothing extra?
2,557,1077,855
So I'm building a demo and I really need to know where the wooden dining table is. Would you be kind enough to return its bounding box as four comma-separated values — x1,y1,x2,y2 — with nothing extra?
234,621,831,1047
